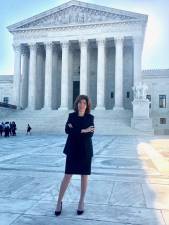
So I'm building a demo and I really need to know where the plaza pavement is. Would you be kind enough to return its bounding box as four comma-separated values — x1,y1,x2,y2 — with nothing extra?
0,134,169,225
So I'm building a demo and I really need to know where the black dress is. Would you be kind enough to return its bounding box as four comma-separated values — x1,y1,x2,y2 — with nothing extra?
63,112,94,175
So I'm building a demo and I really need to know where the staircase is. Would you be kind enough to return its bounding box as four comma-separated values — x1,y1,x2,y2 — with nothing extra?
0,109,153,135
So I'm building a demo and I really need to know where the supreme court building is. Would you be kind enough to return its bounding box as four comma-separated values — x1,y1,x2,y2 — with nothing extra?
7,0,147,111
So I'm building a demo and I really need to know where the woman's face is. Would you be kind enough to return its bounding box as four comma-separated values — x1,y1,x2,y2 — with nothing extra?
78,99,87,113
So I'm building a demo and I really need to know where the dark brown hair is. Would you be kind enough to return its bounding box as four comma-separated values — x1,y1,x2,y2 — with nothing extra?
73,95,91,114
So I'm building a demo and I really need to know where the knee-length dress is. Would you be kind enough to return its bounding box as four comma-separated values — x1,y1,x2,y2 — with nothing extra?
63,112,94,175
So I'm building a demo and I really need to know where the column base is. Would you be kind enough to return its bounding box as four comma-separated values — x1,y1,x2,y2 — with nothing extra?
16,106,22,110
113,106,124,111
41,107,52,111
58,106,69,111
94,106,106,110
25,106,36,111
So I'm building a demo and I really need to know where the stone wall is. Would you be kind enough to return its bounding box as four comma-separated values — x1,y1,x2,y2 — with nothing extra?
143,69,169,134
0,75,13,105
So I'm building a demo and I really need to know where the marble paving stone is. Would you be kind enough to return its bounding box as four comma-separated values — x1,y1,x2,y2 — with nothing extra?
93,157,147,169
0,198,37,213
91,167,159,177
0,134,168,225
11,178,59,200
2,155,64,166
0,176,34,197
162,210,169,225
41,180,114,203
11,214,125,225
40,184,60,202
142,183,169,210
25,201,165,225
65,179,114,204
0,153,9,157
148,178,169,185
109,182,146,207
0,212,20,225
34,147,65,155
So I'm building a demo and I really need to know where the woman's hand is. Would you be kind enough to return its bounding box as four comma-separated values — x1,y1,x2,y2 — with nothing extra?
68,123,73,128
81,126,95,133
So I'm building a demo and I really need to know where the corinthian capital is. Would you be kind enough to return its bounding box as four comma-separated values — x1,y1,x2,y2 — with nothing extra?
61,41,69,48
114,36,124,45
28,43,37,51
79,39,88,48
21,47,29,56
96,38,106,46
44,42,53,50
12,43,21,52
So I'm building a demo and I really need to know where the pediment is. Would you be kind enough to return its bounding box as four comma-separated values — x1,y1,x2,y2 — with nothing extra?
8,0,147,31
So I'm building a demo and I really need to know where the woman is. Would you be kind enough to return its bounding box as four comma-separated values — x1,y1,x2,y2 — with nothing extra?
26,124,32,135
55,95,95,216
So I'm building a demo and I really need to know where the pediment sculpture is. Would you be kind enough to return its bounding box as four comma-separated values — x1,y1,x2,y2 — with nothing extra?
19,5,135,29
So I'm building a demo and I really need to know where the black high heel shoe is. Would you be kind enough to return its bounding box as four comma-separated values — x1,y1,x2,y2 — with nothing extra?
54,201,62,216
77,209,84,215
77,202,84,215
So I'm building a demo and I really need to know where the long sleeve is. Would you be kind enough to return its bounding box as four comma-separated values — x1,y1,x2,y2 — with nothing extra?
65,114,81,135
65,113,95,137
81,115,94,138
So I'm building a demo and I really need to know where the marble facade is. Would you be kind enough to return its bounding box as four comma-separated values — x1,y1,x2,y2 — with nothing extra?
7,0,147,110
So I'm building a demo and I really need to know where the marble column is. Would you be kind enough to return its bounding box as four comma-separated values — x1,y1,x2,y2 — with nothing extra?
52,45,59,109
13,43,21,108
58,41,69,110
95,38,106,110
113,37,124,111
43,42,53,109
80,39,88,95
133,36,143,86
21,48,29,109
28,43,37,109
36,46,45,109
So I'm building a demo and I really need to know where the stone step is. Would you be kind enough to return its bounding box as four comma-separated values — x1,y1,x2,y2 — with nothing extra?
1,109,153,135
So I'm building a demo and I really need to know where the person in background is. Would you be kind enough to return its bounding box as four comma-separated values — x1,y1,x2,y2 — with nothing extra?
11,121,17,136
9,122,12,136
4,122,10,137
0,123,3,136
26,124,32,135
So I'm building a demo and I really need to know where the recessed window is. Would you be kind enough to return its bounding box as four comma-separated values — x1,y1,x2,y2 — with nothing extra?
146,95,151,108
3,97,9,104
78,66,80,74
160,118,166,124
110,92,114,98
159,95,166,108
126,92,130,98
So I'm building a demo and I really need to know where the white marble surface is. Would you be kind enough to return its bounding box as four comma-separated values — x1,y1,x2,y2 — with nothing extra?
0,134,168,225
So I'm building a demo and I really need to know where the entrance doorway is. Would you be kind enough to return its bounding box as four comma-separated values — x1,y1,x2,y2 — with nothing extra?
73,81,80,107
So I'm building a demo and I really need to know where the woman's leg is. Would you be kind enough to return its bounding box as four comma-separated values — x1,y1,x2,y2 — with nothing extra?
55,174,72,211
78,175,88,210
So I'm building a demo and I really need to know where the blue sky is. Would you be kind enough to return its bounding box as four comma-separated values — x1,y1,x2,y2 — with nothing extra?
0,0,169,74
